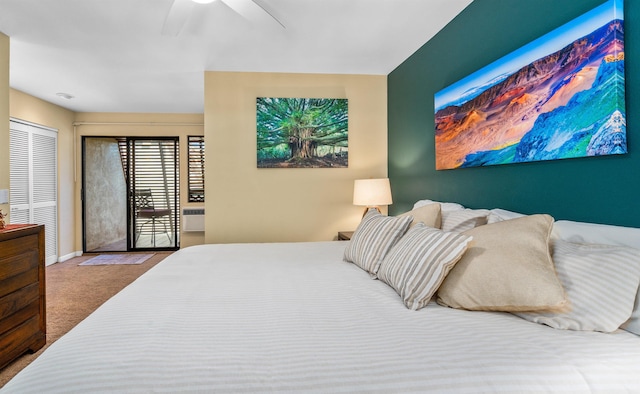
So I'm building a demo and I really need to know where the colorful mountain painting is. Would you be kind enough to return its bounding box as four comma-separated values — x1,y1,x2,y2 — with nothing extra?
434,0,625,170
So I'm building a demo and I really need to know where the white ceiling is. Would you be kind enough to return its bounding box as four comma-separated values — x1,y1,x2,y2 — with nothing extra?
0,0,472,114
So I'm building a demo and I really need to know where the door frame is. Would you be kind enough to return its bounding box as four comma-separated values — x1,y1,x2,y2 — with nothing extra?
81,136,180,253
126,137,180,252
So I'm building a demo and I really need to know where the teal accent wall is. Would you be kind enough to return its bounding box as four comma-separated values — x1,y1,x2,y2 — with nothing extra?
388,0,640,227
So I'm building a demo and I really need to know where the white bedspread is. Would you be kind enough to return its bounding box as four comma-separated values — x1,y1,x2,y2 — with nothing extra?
3,242,640,393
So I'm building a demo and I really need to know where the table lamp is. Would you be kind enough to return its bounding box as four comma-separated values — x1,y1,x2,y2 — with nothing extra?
353,178,392,216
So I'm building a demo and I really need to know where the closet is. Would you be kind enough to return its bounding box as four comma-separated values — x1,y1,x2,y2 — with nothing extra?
9,119,58,265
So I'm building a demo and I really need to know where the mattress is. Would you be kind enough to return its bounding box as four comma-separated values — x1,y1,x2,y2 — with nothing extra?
2,241,640,393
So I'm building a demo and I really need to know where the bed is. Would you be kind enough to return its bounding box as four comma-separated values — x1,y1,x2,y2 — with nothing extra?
2,201,640,393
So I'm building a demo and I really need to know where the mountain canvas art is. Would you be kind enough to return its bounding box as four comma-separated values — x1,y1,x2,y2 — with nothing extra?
434,0,625,170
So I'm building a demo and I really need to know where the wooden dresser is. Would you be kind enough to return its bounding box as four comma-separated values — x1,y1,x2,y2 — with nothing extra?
0,224,46,369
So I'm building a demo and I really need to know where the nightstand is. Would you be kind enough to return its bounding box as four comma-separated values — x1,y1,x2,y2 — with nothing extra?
338,231,353,241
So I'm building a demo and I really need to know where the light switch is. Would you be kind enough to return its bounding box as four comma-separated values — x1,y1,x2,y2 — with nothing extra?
0,189,8,204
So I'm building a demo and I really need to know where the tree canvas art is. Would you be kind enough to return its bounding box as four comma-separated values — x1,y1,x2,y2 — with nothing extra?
257,97,348,168
434,0,625,170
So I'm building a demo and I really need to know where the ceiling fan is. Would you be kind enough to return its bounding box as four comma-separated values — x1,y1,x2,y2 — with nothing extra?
162,0,285,36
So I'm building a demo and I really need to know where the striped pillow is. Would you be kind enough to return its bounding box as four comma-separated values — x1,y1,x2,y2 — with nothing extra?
517,239,640,332
378,223,472,310
343,209,412,277
442,209,490,232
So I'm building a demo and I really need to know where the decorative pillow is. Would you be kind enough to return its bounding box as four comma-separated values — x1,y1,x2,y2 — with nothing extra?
517,240,640,333
437,214,568,312
441,209,490,232
343,209,412,277
397,203,442,228
378,223,472,310
413,199,465,212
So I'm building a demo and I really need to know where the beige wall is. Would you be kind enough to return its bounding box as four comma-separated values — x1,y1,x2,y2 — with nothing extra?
74,112,205,249
9,89,76,260
5,70,388,252
204,72,388,243
0,34,9,218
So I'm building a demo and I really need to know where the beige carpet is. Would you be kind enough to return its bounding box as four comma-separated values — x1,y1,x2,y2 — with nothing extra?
0,252,171,388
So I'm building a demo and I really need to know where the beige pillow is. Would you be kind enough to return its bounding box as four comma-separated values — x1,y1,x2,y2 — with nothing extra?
397,203,442,228
437,214,568,312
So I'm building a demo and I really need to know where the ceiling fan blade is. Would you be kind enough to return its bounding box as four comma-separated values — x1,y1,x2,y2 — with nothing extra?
222,0,285,30
161,0,195,36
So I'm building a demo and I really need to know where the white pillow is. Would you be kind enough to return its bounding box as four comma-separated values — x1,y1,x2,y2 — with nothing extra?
552,220,640,248
517,239,640,332
343,209,412,278
487,208,526,224
551,220,640,335
413,199,465,212
622,291,640,335
377,223,472,310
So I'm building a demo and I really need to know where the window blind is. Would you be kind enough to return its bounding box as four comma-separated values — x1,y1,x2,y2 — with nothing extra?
187,136,205,203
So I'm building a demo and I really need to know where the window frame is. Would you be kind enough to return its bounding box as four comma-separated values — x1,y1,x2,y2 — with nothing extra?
187,135,205,203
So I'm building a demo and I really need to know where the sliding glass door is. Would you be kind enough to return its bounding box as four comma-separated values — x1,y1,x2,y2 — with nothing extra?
83,137,128,252
127,138,179,250
82,137,179,252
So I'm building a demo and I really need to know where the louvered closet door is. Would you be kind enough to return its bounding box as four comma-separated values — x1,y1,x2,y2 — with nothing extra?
9,119,58,265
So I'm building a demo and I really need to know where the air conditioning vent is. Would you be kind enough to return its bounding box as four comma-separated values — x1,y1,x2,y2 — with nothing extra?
183,208,204,216
182,207,204,232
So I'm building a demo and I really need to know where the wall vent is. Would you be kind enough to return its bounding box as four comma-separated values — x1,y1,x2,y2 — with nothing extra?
182,207,204,232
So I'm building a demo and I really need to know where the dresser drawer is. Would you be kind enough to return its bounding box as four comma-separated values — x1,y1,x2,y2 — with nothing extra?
0,234,38,260
0,224,46,369
0,299,40,336
0,314,45,369
0,282,40,321
0,251,39,299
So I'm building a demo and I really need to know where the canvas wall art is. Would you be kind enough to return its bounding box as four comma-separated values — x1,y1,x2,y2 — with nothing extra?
257,97,348,168
434,0,625,170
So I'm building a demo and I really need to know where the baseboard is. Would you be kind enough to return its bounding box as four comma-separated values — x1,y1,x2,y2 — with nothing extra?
58,251,82,263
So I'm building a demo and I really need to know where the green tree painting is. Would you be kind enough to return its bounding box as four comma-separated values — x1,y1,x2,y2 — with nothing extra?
257,97,348,168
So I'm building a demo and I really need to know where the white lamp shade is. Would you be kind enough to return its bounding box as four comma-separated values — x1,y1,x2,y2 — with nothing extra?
353,178,393,206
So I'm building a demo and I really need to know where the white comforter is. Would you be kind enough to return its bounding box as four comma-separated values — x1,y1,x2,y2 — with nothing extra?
3,242,640,393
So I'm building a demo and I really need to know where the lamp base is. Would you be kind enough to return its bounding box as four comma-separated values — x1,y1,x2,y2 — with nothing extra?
362,206,382,217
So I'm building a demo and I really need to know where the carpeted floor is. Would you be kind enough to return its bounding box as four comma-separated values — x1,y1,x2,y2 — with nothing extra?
0,252,172,388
